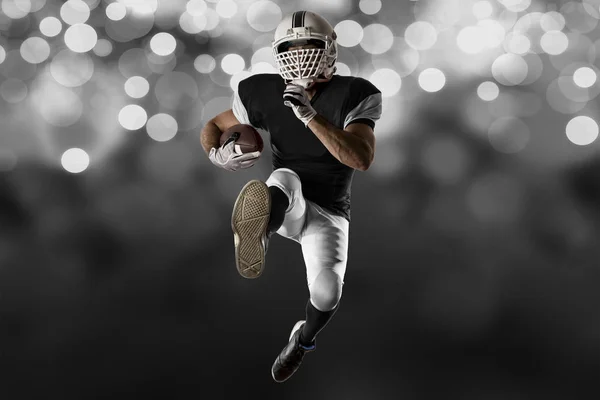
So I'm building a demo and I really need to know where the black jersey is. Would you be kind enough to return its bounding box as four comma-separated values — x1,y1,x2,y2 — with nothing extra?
232,73,382,221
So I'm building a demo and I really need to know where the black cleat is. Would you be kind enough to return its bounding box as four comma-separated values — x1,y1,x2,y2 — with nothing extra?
231,180,271,279
271,320,315,383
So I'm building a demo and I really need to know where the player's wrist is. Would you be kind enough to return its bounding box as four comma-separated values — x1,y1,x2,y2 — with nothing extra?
303,111,317,126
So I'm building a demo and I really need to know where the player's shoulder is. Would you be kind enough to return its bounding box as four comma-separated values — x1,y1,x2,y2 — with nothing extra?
237,73,282,103
239,73,281,89
332,75,381,105
348,76,381,96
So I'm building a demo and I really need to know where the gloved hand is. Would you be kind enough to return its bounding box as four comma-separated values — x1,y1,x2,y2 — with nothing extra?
208,140,261,171
283,83,317,127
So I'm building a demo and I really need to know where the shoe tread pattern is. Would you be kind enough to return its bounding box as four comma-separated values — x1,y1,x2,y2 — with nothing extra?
232,180,270,279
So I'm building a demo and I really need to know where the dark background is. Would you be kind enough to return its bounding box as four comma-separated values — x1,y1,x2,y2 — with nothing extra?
1,0,599,399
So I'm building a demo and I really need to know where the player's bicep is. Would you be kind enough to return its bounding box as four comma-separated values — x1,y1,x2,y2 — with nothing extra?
346,122,375,152
210,109,241,133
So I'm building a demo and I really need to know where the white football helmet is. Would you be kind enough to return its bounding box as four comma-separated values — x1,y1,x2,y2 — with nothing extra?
272,11,338,89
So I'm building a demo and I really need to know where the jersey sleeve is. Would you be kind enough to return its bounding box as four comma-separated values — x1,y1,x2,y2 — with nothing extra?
231,75,264,130
343,77,383,130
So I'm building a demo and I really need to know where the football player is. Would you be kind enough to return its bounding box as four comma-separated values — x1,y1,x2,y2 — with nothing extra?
200,10,382,382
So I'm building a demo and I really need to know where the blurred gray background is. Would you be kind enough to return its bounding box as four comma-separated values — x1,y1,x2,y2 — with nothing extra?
1,0,600,398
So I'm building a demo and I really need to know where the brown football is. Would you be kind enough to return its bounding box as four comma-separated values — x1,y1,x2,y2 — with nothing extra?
219,124,264,154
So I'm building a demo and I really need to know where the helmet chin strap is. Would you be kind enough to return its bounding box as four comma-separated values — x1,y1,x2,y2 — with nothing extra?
289,78,316,89
289,69,337,89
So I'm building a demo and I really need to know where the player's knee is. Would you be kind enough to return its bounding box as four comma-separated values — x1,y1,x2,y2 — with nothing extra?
269,168,302,193
310,269,343,312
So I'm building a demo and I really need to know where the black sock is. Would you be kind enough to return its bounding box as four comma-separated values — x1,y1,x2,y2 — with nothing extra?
299,300,339,347
267,186,288,234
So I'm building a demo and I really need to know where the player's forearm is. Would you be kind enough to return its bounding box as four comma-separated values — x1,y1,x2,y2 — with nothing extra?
200,121,222,156
307,114,373,171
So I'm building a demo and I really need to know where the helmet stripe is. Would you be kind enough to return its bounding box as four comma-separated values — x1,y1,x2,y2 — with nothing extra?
292,11,305,28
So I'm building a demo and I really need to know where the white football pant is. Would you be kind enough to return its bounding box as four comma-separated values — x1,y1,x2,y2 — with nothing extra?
265,168,349,312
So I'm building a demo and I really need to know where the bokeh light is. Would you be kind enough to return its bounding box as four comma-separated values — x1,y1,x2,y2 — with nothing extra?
146,113,178,142
124,76,149,98
0,46,5,65
60,0,90,25
504,32,531,55
477,81,500,101
64,23,98,53
498,0,531,13
457,26,486,54
540,11,566,32
405,21,437,51
50,50,94,87
221,53,245,75
540,31,569,55
478,19,506,49
20,37,50,64
31,77,83,127
335,20,364,48
93,38,113,57
573,67,597,88
492,53,528,86
370,68,401,97
150,32,176,56
118,48,152,78
39,16,62,37
118,104,148,130
335,62,351,76
61,148,90,173
1,0,34,18
246,1,282,33
105,7,154,42
359,0,382,15
360,24,394,55
106,2,127,21
119,0,158,16
179,11,206,34
566,116,599,146
473,1,493,19
194,54,217,73
216,0,237,18
187,0,208,16
418,68,446,93
250,47,275,67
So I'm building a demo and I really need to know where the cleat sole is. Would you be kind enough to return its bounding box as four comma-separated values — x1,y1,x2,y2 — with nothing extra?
231,180,271,279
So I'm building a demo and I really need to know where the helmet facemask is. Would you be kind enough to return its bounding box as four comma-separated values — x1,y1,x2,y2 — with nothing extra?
273,36,337,89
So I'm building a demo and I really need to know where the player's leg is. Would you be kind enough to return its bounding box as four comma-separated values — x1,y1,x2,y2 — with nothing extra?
231,168,306,279
271,203,349,382
299,205,348,346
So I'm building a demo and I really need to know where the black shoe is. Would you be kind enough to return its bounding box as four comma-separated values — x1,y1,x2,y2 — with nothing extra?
231,180,271,279
271,320,315,383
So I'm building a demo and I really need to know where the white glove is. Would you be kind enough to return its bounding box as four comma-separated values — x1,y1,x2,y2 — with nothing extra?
283,83,317,127
208,140,261,171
